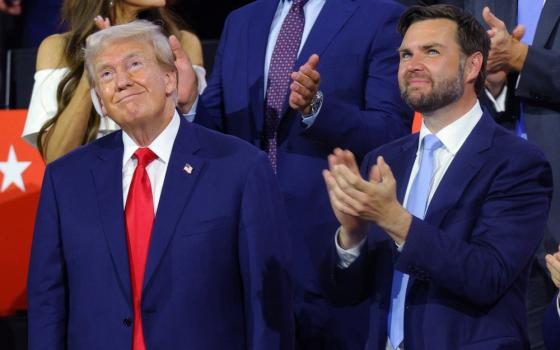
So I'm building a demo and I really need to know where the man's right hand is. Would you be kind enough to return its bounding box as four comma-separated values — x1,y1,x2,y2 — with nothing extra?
545,245,560,288
323,148,368,249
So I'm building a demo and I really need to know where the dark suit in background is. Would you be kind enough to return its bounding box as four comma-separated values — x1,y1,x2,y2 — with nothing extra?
462,2,560,349
543,292,560,350
195,0,412,347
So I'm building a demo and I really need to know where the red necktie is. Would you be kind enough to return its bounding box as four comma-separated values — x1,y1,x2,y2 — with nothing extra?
125,147,158,350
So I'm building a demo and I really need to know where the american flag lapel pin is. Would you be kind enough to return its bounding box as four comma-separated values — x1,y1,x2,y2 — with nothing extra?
183,163,193,174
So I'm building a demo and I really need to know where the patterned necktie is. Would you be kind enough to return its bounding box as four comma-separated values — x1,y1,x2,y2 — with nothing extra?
125,147,158,350
388,134,442,349
516,0,544,139
265,0,307,172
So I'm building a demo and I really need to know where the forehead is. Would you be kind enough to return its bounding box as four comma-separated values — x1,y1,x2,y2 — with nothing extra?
94,39,155,66
401,18,459,48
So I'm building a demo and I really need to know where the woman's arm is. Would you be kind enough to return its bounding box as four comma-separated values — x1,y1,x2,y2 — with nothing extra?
35,34,94,164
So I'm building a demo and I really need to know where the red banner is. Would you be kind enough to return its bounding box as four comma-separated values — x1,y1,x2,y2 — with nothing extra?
0,110,44,316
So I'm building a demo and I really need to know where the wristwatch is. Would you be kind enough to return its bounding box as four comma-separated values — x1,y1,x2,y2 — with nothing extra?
303,90,323,118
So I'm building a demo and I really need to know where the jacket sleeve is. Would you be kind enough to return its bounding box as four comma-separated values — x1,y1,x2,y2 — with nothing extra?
27,167,68,350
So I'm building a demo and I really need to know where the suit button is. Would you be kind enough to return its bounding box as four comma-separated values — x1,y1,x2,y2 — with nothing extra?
123,318,132,327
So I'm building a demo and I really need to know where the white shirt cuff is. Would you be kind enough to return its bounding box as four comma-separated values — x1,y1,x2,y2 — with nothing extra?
335,227,367,269
556,294,560,317
301,96,323,128
182,95,198,122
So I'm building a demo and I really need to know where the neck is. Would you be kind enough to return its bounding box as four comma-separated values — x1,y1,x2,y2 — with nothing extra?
124,100,176,147
422,90,477,134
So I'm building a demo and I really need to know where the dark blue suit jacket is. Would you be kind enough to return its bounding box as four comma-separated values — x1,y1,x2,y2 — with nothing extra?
27,118,294,350
543,292,560,350
196,0,412,347
326,112,553,349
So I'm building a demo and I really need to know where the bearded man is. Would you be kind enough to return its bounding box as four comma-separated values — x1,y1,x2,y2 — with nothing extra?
321,4,553,350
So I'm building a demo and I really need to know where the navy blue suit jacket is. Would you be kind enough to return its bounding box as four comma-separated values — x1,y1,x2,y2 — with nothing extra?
543,292,560,350
27,118,294,350
326,112,553,349
196,0,412,347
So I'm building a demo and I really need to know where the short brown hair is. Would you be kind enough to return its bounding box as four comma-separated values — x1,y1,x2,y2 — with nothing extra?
397,4,489,94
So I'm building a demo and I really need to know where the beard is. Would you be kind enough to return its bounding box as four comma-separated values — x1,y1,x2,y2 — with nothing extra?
400,62,465,114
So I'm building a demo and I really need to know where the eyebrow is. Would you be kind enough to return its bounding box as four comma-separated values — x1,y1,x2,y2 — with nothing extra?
96,51,147,72
398,43,446,53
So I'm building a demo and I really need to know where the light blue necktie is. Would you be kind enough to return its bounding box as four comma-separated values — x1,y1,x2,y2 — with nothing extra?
388,134,442,350
516,0,544,139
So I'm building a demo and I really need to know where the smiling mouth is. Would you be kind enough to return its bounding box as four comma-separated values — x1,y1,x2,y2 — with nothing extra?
116,92,144,103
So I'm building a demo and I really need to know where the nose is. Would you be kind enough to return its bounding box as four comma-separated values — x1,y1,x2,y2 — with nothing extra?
403,54,424,73
115,69,132,90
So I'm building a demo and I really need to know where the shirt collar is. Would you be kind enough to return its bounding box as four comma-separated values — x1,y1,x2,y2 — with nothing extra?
122,110,181,166
418,100,483,156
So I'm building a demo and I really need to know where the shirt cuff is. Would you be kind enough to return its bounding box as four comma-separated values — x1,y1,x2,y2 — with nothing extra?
484,84,507,113
301,96,323,128
182,95,199,123
556,292,560,318
335,227,367,269
192,64,207,95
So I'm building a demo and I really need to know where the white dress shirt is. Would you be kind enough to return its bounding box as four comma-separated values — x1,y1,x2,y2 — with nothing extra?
121,111,180,212
264,0,326,93
336,101,484,265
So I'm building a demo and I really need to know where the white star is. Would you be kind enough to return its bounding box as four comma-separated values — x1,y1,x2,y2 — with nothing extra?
0,145,32,192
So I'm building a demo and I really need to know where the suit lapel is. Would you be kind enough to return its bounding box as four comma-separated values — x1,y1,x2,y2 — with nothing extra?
90,132,131,303
248,0,280,136
143,119,207,291
392,135,419,206
533,0,560,47
423,113,495,228
295,0,359,68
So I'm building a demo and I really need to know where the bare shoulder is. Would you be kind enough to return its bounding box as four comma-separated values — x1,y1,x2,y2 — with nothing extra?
36,33,69,70
179,30,203,66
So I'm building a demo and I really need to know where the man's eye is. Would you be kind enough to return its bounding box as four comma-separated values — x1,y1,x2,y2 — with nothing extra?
130,60,143,70
400,52,411,60
99,71,113,81
427,49,439,56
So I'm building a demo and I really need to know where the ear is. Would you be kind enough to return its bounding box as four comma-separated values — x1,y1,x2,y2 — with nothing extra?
94,87,108,116
164,69,178,96
464,51,483,85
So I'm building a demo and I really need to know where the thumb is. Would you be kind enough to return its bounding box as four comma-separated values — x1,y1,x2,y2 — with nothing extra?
169,35,187,60
369,164,381,183
377,156,394,182
307,54,320,69
512,25,525,41
482,6,505,30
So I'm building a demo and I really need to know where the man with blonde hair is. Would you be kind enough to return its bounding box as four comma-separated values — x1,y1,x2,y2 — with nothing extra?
27,20,294,350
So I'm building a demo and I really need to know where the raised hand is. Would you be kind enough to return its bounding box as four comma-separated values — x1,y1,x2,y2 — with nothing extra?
94,15,111,30
482,7,528,73
169,35,198,113
289,54,320,115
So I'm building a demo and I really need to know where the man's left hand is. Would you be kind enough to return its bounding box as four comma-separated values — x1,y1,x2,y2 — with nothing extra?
483,7,528,73
329,154,411,244
289,54,320,115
